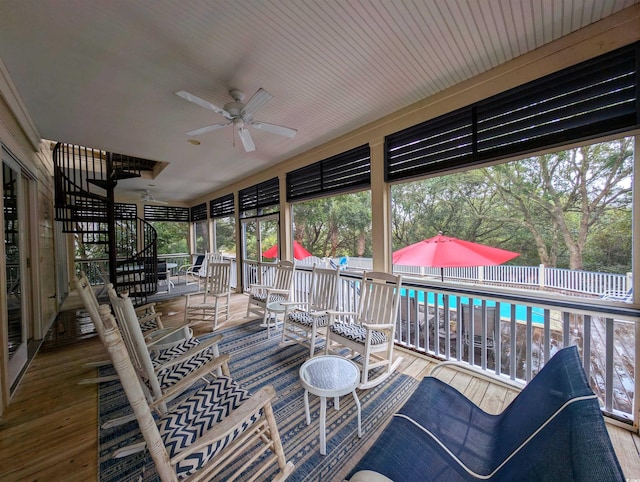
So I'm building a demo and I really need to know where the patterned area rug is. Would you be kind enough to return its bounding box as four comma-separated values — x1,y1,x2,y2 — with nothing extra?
98,320,419,481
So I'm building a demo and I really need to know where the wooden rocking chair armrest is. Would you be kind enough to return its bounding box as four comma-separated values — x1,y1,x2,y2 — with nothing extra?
150,354,231,409
153,335,224,371
134,301,157,314
307,309,329,318
145,324,190,347
265,288,291,296
169,385,277,466
362,322,394,331
138,311,163,327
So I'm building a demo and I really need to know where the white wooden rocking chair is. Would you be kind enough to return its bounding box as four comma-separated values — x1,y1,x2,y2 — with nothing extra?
185,261,232,331
97,304,295,482
280,265,341,356
246,260,295,325
108,286,224,414
325,271,403,389
74,272,166,385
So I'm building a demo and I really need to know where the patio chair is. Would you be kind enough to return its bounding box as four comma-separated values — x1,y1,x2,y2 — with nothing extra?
97,304,295,482
157,261,172,293
460,303,499,352
347,345,625,481
74,272,165,384
108,286,224,415
184,261,232,331
601,287,633,303
178,253,206,286
246,260,295,326
325,272,403,389
280,265,341,356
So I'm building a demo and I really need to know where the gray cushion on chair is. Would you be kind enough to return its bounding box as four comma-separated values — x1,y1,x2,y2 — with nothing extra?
158,376,259,479
330,323,387,345
288,310,329,327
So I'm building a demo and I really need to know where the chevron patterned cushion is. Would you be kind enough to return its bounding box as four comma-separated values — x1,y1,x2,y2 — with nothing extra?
251,292,287,304
330,323,387,345
156,344,217,389
140,318,160,332
152,338,201,368
158,376,257,479
288,310,329,327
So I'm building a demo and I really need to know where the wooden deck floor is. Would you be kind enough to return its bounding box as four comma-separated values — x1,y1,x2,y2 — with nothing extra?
0,292,639,481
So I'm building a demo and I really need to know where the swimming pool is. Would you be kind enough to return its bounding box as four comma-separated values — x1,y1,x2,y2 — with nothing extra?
401,288,545,324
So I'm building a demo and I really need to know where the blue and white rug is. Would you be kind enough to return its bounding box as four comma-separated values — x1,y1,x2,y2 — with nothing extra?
98,320,419,481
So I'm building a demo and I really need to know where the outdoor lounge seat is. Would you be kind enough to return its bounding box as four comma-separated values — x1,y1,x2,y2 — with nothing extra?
347,345,624,481
178,254,206,286
601,288,633,303
97,304,295,482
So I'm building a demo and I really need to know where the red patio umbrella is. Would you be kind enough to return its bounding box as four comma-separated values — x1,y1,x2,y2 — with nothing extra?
262,240,312,260
392,233,519,280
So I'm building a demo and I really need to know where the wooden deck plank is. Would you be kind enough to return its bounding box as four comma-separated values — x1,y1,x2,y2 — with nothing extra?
463,377,490,407
478,383,510,414
607,424,640,479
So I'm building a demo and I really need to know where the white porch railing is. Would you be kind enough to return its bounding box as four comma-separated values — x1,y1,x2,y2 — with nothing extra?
251,262,638,426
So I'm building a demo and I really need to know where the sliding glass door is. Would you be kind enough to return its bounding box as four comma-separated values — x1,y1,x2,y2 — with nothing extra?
3,151,31,388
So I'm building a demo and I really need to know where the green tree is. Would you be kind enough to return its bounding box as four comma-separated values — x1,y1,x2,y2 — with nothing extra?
484,138,633,269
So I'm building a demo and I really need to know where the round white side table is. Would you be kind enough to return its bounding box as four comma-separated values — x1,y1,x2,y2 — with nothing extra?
299,355,362,455
264,300,286,337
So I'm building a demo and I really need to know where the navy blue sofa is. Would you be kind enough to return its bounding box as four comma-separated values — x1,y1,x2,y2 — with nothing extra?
348,346,625,481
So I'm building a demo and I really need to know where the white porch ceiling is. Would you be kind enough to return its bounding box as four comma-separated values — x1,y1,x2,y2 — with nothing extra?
0,0,636,204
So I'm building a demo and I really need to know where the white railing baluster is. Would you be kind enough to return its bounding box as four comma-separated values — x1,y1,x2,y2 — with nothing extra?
605,317,615,413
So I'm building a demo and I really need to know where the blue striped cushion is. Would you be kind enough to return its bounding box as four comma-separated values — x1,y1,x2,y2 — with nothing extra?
158,376,258,479
288,310,329,327
152,338,201,368
330,323,387,345
251,292,287,304
140,318,160,332
156,344,217,389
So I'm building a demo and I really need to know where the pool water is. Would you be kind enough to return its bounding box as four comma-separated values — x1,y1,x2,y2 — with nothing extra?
401,289,545,324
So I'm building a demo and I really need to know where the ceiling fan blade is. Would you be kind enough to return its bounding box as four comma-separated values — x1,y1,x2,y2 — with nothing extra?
242,88,273,117
186,122,231,136
149,199,169,205
237,125,256,152
175,91,232,119
251,121,297,139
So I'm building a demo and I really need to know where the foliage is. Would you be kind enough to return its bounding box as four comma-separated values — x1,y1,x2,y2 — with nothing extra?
214,216,236,255
293,191,371,258
152,221,189,254
390,137,633,273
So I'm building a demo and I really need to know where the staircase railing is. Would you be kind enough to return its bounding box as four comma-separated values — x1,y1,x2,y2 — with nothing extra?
53,142,158,303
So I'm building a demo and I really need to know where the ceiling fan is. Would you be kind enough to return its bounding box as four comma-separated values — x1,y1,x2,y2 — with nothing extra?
140,190,168,205
175,88,297,152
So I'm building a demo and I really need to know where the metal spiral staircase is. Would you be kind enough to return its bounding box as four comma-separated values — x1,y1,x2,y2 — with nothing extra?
53,142,159,304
